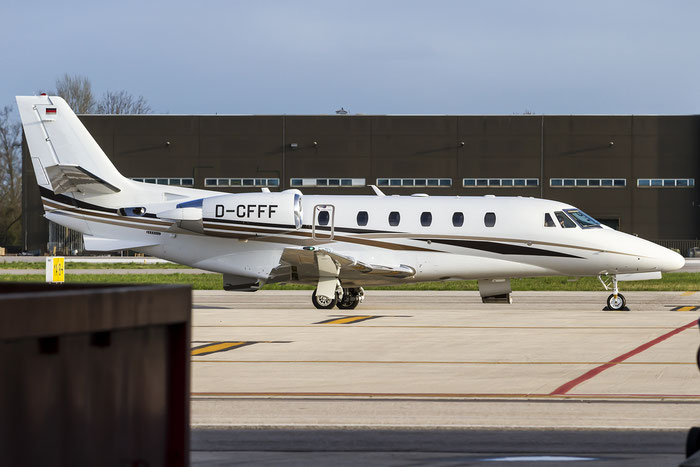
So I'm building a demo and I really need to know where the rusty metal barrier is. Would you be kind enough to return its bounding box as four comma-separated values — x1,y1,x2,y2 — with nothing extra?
0,283,191,467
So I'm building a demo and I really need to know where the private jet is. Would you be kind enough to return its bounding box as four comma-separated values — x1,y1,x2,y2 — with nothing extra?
17,95,685,311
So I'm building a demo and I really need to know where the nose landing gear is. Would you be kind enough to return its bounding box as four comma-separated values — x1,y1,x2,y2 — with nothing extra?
598,275,628,311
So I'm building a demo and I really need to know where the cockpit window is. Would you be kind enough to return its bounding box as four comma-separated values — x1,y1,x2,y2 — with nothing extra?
544,213,555,227
564,209,602,229
554,211,576,228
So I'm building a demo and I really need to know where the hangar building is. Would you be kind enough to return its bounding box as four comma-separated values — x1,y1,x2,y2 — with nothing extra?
22,114,700,255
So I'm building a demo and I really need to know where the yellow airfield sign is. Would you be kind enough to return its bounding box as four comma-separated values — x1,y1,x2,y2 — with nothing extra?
46,257,65,283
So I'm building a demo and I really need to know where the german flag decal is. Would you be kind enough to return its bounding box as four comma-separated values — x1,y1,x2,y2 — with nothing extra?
46,108,57,114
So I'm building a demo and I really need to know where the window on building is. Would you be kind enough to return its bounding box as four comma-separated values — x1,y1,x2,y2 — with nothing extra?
452,212,464,227
133,178,194,187
637,178,695,188
420,212,432,227
357,211,369,226
544,213,555,227
463,178,539,188
550,178,626,188
389,211,400,226
204,178,280,187
376,178,452,188
484,212,496,227
291,178,365,187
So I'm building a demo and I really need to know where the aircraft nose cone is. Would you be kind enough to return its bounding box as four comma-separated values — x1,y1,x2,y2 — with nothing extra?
659,249,685,272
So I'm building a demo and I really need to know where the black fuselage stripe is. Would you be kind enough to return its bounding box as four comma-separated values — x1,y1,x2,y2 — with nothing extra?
39,186,118,214
416,238,583,259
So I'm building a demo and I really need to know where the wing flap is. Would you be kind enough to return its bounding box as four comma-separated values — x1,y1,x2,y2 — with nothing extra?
277,247,416,280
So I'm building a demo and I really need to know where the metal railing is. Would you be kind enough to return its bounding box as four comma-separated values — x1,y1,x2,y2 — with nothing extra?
47,221,85,256
653,239,700,257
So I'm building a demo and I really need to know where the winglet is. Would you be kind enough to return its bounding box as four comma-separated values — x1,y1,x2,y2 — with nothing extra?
369,185,385,196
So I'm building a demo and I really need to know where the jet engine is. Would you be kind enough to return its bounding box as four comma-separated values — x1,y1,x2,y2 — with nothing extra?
158,189,303,236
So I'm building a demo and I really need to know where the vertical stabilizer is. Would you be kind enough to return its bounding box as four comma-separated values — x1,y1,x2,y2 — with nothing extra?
16,95,126,194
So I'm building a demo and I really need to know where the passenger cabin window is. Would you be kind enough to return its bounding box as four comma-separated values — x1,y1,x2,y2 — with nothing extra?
452,212,464,227
564,209,602,228
484,212,496,227
318,210,330,226
388,211,400,226
554,211,576,228
544,213,555,227
420,212,432,227
357,211,368,226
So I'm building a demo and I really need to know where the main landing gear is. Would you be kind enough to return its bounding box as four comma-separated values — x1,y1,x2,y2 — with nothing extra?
598,274,627,311
312,287,365,310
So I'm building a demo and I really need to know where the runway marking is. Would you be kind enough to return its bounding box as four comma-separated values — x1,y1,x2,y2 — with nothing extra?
671,305,699,311
314,315,382,325
481,456,598,462
550,319,698,395
190,391,700,399
193,324,690,330
191,360,695,365
191,341,257,356
682,291,697,296
191,341,292,356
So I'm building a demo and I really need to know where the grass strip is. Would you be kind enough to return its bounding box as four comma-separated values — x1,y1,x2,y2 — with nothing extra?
2,272,699,292
0,261,192,269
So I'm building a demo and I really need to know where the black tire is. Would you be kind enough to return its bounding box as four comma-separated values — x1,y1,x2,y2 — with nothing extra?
687,426,700,458
337,292,359,310
312,289,337,309
607,293,626,311
696,345,700,372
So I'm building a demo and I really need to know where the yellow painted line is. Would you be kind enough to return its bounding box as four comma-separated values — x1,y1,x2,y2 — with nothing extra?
191,341,248,356
682,291,697,296
671,306,699,312
191,360,695,365
314,315,379,325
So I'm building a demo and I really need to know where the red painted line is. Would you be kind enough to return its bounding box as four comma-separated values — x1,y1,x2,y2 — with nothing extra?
550,319,698,395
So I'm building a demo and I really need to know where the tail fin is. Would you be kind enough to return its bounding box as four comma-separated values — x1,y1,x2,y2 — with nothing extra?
16,95,126,196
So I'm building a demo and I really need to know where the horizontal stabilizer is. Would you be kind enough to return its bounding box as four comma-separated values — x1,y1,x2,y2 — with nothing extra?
83,235,160,252
45,164,121,195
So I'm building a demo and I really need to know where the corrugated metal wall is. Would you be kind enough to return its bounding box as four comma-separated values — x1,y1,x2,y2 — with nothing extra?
22,114,700,253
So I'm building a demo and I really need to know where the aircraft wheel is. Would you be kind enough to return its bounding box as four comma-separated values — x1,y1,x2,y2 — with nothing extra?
687,426,700,458
312,289,337,309
607,293,626,311
337,289,360,310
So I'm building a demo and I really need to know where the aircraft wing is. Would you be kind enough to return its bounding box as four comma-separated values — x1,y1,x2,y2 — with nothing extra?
83,235,160,252
271,247,416,282
45,164,121,195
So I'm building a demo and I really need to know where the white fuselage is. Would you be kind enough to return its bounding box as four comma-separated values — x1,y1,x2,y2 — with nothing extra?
41,185,684,286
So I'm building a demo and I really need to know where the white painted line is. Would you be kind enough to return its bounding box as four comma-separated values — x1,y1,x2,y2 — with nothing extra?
482,456,597,462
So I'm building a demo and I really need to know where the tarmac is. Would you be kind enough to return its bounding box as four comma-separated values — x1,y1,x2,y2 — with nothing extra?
190,289,700,466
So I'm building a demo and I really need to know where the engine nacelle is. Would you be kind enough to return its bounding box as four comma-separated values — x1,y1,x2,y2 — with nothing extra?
170,190,302,236
202,190,302,228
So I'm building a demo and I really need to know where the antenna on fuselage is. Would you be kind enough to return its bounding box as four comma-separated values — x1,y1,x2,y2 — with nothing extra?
369,185,386,196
